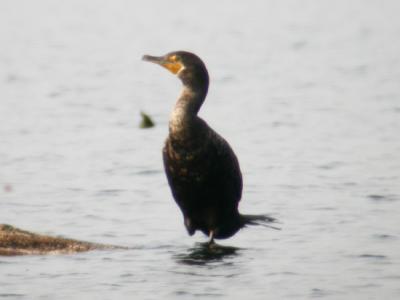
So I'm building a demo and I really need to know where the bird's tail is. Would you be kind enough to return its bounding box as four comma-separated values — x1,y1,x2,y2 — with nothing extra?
240,214,281,230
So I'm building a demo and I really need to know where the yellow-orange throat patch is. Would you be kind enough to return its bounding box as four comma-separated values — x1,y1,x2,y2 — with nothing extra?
162,61,184,74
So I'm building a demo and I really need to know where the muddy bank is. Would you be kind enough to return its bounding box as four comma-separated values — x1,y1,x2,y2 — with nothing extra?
0,224,123,256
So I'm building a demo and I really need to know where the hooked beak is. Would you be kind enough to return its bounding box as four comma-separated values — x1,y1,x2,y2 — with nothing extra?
142,54,165,65
142,54,184,75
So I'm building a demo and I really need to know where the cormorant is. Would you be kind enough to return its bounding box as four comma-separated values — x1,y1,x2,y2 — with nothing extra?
143,51,276,243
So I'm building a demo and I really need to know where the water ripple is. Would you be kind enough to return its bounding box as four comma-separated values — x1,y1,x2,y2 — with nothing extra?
0,295,25,299
173,243,240,266
367,194,398,202
359,254,387,259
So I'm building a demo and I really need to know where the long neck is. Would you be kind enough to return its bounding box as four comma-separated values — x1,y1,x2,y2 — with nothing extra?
169,83,208,135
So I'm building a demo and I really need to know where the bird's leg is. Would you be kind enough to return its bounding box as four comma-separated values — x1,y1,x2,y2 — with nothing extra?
208,230,215,245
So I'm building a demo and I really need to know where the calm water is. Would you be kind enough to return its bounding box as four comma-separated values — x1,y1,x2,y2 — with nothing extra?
1,0,400,299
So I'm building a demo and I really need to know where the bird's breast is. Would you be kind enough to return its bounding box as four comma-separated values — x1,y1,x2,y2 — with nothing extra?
164,137,213,184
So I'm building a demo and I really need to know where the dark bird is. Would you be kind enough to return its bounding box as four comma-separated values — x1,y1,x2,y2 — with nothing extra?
142,51,277,244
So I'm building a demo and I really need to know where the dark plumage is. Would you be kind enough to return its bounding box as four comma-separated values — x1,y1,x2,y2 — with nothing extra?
143,51,276,243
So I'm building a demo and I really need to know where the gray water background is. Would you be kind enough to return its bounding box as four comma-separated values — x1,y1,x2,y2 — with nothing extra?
1,0,400,299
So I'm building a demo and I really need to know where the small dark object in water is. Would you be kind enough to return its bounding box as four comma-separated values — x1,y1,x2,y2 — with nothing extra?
139,111,155,128
0,224,123,256
143,51,278,243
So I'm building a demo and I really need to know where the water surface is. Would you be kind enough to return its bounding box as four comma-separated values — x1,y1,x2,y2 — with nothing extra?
1,0,400,299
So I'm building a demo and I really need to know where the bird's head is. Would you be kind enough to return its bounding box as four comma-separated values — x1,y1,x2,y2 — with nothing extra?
142,51,209,88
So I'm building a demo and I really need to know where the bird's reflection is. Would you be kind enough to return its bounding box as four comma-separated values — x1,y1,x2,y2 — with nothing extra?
174,242,240,266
